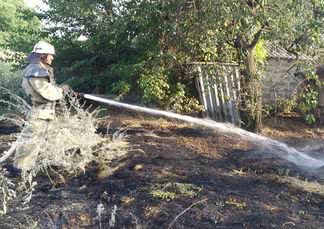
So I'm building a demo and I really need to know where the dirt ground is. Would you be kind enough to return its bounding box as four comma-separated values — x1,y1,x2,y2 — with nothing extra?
1,109,324,228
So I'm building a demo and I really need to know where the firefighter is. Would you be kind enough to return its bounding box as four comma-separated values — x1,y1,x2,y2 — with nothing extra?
13,41,72,170
21,41,73,120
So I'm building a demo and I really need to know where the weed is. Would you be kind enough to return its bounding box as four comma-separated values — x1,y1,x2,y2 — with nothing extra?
263,203,281,213
5,214,39,229
150,190,177,201
176,183,202,198
278,168,291,176
121,196,135,205
14,102,102,186
144,206,161,217
231,168,246,176
225,197,246,209
149,183,202,201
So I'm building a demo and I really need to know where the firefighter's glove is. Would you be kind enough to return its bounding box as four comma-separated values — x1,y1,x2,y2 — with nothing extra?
74,92,85,98
61,84,74,96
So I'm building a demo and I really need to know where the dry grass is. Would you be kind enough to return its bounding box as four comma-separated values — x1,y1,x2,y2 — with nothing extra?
262,117,324,139
263,203,283,213
225,197,246,209
278,177,324,197
99,113,190,131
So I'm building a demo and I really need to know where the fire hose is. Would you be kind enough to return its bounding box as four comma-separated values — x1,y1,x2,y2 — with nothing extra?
83,94,234,129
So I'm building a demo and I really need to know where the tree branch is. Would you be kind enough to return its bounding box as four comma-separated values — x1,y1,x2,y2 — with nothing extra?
248,28,263,49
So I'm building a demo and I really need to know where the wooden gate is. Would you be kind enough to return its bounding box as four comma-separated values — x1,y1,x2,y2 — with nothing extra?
193,62,241,126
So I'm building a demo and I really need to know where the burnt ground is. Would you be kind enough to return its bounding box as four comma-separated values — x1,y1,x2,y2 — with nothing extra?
1,110,324,229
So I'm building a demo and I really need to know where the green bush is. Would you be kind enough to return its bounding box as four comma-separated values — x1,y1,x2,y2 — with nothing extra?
166,83,203,113
297,64,320,125
0,62,24,96
264,64,320,125
139,67,170,104
0,61,26,115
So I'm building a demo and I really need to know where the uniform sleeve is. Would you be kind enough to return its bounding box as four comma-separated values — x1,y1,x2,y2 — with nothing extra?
28,77,63,101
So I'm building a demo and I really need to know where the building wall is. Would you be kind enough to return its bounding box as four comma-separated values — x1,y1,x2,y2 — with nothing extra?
262,58,303,104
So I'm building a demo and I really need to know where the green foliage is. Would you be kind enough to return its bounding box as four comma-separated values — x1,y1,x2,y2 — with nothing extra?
299,89,319,125
299,89,318,113
43,0,324,117
112,80,131,96
277,97,298,113
297,64,320,125
263,104,276,117
166,83,204,113
139,68,169,104
138,69,203,112
305,114,316,125
254,40,268,65
263,97,298,118
266,64,320,125
150,190,176,201
0,0,44,53
0,62,23,96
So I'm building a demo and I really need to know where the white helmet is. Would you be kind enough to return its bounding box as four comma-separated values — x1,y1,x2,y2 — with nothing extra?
32,41,55,55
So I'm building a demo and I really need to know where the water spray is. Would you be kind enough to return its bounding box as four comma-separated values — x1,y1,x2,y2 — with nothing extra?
84,94,324,169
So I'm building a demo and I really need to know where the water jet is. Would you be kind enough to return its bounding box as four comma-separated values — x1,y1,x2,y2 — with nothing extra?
84,94,324,169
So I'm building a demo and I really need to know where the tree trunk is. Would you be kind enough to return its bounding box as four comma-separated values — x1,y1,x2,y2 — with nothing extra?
104,0,113,18
244,47,262,133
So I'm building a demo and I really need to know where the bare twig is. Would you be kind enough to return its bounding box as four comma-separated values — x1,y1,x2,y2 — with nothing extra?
49,167,66,186
282,222,296,227
0,143,17,164
168,198,207,229
43,211,55,228
130,213,141,229
45,168,54,186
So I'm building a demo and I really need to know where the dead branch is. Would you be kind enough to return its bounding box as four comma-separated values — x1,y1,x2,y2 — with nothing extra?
167,198,207,229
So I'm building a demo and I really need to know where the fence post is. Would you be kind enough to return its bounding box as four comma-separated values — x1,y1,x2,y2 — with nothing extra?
196,66,207,110
193,62,241,125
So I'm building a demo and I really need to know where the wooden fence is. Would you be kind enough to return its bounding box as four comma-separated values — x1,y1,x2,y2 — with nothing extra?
193,62,241,126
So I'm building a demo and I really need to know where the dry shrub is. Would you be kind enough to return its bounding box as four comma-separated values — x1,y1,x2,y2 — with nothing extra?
0,90,129,210
0,87,31,125
0,167,16,215
17,96,129,185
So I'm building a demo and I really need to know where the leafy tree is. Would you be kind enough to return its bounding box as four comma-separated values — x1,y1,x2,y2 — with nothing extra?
0,0,44,53
45,0,324,130
182,0,324,131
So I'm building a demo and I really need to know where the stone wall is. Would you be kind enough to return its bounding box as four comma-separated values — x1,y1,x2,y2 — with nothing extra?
262,58,303,104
